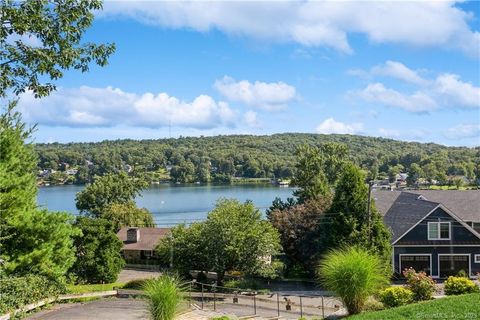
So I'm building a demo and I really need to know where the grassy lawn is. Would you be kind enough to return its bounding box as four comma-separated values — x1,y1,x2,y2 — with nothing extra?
348,293,480,319
67,282,125,294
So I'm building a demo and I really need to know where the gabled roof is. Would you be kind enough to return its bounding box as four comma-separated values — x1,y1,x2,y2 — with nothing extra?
375,192,439,242
117,227,170,251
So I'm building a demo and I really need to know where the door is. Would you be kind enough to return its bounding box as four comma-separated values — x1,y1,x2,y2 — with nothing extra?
400,255,431,275
439,255,470,278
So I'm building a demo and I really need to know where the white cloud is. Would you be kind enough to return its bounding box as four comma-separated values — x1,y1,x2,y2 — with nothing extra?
18,86,237,129
349,61,480,112
214,76,296,111
445,123,480,139
378,128,401,138
101,1,480,57
354,83,438,113
315,118,363,135
371,61,428,85
244,111,261,128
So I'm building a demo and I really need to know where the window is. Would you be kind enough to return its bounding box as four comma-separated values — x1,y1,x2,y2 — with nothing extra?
428,222,450,240
475,255,480,263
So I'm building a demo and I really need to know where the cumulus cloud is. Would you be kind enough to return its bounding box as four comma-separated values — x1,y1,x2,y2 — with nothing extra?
316,118,363,135
244,111,261,128
445,123,480,139
349,61,480,112
18,86,237,129
214,76,296,111
100,1,480,57
378,128,401,138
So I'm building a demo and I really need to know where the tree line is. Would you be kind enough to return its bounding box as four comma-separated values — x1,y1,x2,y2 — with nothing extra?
35,134,480,186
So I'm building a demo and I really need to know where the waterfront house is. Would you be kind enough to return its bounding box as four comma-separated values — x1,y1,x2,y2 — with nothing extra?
374,190,480,278
117,227,170,261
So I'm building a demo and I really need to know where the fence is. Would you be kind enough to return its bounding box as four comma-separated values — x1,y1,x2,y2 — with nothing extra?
187,281,342,320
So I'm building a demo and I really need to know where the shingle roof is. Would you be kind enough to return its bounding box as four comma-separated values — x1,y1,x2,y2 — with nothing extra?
117,227,170,251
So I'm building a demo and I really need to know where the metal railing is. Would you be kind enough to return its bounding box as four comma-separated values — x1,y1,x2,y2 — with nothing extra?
186,281,342,319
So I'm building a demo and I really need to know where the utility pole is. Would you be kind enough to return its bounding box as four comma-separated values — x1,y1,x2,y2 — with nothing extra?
367,180,373,244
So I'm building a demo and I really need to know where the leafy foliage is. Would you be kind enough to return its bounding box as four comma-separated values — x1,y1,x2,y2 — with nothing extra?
1,0,115,97
378,286,414,308
102,201,155,231
69,217,125,284
269,196,332,274
322,163,391,262
403,268,436,301
34,134,480,187
157,199,282,284
318,247,389,315
0,275,65,314
444,276,479,295
143,275,185,320
0,103,79,280
75,172,148,217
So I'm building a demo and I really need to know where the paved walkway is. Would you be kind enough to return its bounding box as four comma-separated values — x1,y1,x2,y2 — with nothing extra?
27,298,149,320
117,268,162,283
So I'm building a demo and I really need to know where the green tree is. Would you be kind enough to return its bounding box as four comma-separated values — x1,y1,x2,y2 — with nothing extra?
291,144,330,202
69,217,124,284
102,201,155,231
0,103,79,279
75,172,148,217
322,163,391,261
407,163,423,187
157,199,281,285
1,0,115,97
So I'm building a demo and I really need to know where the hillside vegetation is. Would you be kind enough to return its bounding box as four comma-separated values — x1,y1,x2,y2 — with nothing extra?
34,133,479,185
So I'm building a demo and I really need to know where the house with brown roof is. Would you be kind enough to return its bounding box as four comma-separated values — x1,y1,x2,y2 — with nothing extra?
117,227,170,261
374,190,480,278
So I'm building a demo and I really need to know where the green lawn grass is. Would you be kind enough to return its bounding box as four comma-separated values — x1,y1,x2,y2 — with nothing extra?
348,293,480,319
66,282,125,294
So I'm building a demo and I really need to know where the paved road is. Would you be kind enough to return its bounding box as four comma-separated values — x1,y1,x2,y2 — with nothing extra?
27,298,149,320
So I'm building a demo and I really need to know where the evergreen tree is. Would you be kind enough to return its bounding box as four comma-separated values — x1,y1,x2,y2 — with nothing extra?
0,103,79,279
69,217,124,284
322,163,391,261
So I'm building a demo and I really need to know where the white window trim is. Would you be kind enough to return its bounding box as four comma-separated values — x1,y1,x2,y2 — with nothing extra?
428,221,451,240
475,254,480,264
399,254,432,276
437,254,471,278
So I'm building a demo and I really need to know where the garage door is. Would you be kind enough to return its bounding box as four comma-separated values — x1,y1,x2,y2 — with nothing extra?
439,255,469,278
400,255,431,275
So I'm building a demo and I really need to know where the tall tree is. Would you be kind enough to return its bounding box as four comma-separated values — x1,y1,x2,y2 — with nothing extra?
1,0,115,97
69,217,124,284
102,201,155,231
322,163,391,261
75,172,148,217
0,103,79,279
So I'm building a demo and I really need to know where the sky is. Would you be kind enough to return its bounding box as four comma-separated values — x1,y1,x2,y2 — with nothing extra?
17,0,480,146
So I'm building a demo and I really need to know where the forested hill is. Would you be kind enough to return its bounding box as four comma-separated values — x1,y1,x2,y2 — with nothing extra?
34,133,479,185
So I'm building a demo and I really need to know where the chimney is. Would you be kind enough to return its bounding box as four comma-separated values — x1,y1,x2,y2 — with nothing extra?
127,228,140,242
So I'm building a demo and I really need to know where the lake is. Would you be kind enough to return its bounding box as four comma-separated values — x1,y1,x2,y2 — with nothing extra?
37,184,295,226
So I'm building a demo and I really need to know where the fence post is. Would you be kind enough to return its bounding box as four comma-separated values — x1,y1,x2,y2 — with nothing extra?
213,285,216,311
253,292,257,315
300,295,303,318
321,296,325,319
277,293,280,317
188,282,192,308
201,283,204,310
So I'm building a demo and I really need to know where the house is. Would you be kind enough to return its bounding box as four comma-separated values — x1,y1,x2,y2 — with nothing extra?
117,227,170,261
374,190,480,278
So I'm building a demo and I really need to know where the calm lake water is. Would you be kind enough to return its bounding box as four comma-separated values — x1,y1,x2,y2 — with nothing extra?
37,184,295,226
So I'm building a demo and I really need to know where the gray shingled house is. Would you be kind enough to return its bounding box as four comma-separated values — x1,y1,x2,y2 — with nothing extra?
374,190,480,278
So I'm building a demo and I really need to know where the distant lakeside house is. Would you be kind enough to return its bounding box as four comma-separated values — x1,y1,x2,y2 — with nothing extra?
117,227,170,262
375,190,480,279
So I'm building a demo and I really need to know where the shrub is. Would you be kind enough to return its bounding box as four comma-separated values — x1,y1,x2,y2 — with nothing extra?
362,297,385,312
379,286,414,308
444,276,479,295
0,275,65,314
457,270,468,278
403,268,436,301
224,278,261,290
143,275,185,320
123,279,148,290
318,247,389,315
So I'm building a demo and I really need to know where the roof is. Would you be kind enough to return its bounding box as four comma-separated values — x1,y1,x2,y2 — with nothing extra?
117,227,170,251
373,190,480,242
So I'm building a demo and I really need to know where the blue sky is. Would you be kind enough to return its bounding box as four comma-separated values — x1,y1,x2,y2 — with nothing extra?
18,1,480,146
